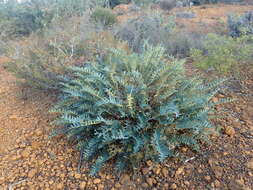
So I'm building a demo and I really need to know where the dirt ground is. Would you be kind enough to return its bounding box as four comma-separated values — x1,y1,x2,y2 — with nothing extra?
0,4,253,190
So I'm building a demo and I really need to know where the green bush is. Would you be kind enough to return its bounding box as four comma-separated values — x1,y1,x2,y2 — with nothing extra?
51,44,225,175
91,7,117,27
190,33,253,76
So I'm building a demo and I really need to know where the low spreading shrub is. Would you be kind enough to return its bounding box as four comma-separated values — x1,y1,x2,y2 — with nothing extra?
51,44,225,175
190,33,253,76
91,7,117,28
228,11,253,37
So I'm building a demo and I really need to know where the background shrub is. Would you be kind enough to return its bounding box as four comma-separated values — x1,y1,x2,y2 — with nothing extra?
5,14,128,90
91,7,117,27
115,12,203,57
51,44,225,175
190,33,253,76
228,11,253,37
115,12,175,53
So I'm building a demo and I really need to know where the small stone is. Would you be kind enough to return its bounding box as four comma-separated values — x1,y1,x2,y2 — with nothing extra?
142,168,149,175
115,182,121,188
153,167,161,175
212,166,223,178
10,115,19,120
146,160,153,167
120,174,130,184
35,129,43,136
141,183,149,188
49,180,54,185
93,178,101,184
184,181,190,186
212,97,219,103
162,168,168,177
246,159,253,170
175,167,184,176
181,147,188,152
75,173,81,179
56,183,64,189
146,177,153,186
28,169,37,178
21,149,30,158
214,180,221,187
171,183,177,189
224,126,235,137
204,176,211,181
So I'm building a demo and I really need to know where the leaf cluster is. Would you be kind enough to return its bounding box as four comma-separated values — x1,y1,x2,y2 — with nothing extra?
51,44,224,175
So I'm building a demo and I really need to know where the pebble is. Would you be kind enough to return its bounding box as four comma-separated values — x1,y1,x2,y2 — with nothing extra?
28,169,37,178
142,168,149,175
162,168,168,177
246,159,253,170
56,183,64,189
120,174,130,184
93,178,101,184
224,126,235,136
171,183,177,189
146,177,153,186
175,167,184,176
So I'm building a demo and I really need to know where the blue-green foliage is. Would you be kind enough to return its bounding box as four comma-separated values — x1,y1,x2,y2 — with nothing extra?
51,44,224,175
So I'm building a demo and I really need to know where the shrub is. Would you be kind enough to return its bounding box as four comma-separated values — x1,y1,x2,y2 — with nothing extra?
5,14,128,90
115,12,202,57
158,0,177,11
115,12,175,53
190,33,253,76
91,7,117,27
228,11,253,38
51,44,225,175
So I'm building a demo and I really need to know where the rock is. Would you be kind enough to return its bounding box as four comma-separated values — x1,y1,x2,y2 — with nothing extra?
75,173,81,179
171,183,177,189
146,160,153,167
146,177,153,186
21,149,31,158
141,183,149,188
93,178,101,184
35,129,43,136
9,115,19,120
175,167,184,176
120,174,130,184
214,180,221,187
56,183,64,189
212,165,223,178
204,176,211,181
153,167,161,175
28,169,37,178
115,182,121,188
212,97,219,103
142,168,149,175
224,126,235,137
246,159,253,170
184,181,190,186
162,168,169,177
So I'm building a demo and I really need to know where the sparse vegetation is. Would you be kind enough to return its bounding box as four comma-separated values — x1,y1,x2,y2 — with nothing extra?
91,7,117,27
1,0,253,187
191,33,253,76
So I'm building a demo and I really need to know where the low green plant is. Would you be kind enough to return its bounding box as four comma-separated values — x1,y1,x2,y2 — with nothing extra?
190,33,253,76
51,44,225,175
91,7,117,28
